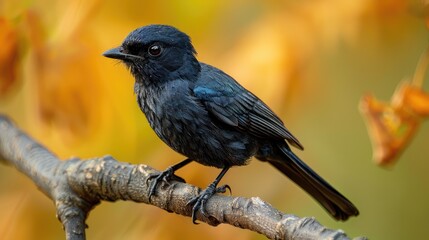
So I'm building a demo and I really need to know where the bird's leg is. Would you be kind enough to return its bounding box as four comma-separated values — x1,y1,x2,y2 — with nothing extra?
187,166,231,224
147,158,193,199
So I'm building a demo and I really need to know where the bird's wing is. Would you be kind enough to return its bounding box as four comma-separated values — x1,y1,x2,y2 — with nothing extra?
193,64,303,150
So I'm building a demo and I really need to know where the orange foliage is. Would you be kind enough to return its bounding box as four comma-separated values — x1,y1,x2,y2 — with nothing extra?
0,17,19,98
0,0,429,240
24,10,106,140
360,83,428,166
360,47,429,166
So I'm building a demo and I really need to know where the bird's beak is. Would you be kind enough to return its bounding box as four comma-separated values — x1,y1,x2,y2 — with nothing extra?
103,47,127,60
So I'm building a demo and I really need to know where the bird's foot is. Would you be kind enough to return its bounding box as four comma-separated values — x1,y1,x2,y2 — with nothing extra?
146,167,185,200
187,183,231,224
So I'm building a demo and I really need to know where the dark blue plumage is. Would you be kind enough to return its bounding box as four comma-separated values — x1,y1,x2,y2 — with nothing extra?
103,24,359,222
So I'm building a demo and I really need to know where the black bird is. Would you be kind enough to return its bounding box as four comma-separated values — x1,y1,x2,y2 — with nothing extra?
103,24,359,223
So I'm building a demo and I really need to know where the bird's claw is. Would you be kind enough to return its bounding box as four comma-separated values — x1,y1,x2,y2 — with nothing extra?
187,184,231,224
146,167,185,200
219,184,232,195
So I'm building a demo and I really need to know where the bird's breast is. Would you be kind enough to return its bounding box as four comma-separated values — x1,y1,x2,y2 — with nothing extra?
136,80,259,168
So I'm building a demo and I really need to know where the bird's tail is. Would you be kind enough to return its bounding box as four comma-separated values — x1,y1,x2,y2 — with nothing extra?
267,143,359,221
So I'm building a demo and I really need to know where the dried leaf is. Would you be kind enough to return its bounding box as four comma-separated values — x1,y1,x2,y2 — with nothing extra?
360,81,427,166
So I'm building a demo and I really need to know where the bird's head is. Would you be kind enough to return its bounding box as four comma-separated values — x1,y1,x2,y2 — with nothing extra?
103,25,200,84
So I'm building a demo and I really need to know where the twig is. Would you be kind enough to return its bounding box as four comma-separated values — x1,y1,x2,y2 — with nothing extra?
0,115,363,240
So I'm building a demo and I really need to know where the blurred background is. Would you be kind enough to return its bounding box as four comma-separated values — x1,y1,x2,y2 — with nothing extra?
1,0,429,239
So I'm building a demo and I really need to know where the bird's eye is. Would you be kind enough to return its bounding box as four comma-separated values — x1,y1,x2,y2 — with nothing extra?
148,44,163,57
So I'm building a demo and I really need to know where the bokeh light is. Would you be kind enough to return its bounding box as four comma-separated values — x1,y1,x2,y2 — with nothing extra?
1,0,428,239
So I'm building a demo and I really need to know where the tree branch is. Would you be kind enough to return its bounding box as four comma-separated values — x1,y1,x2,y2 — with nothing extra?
0,115,364,240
